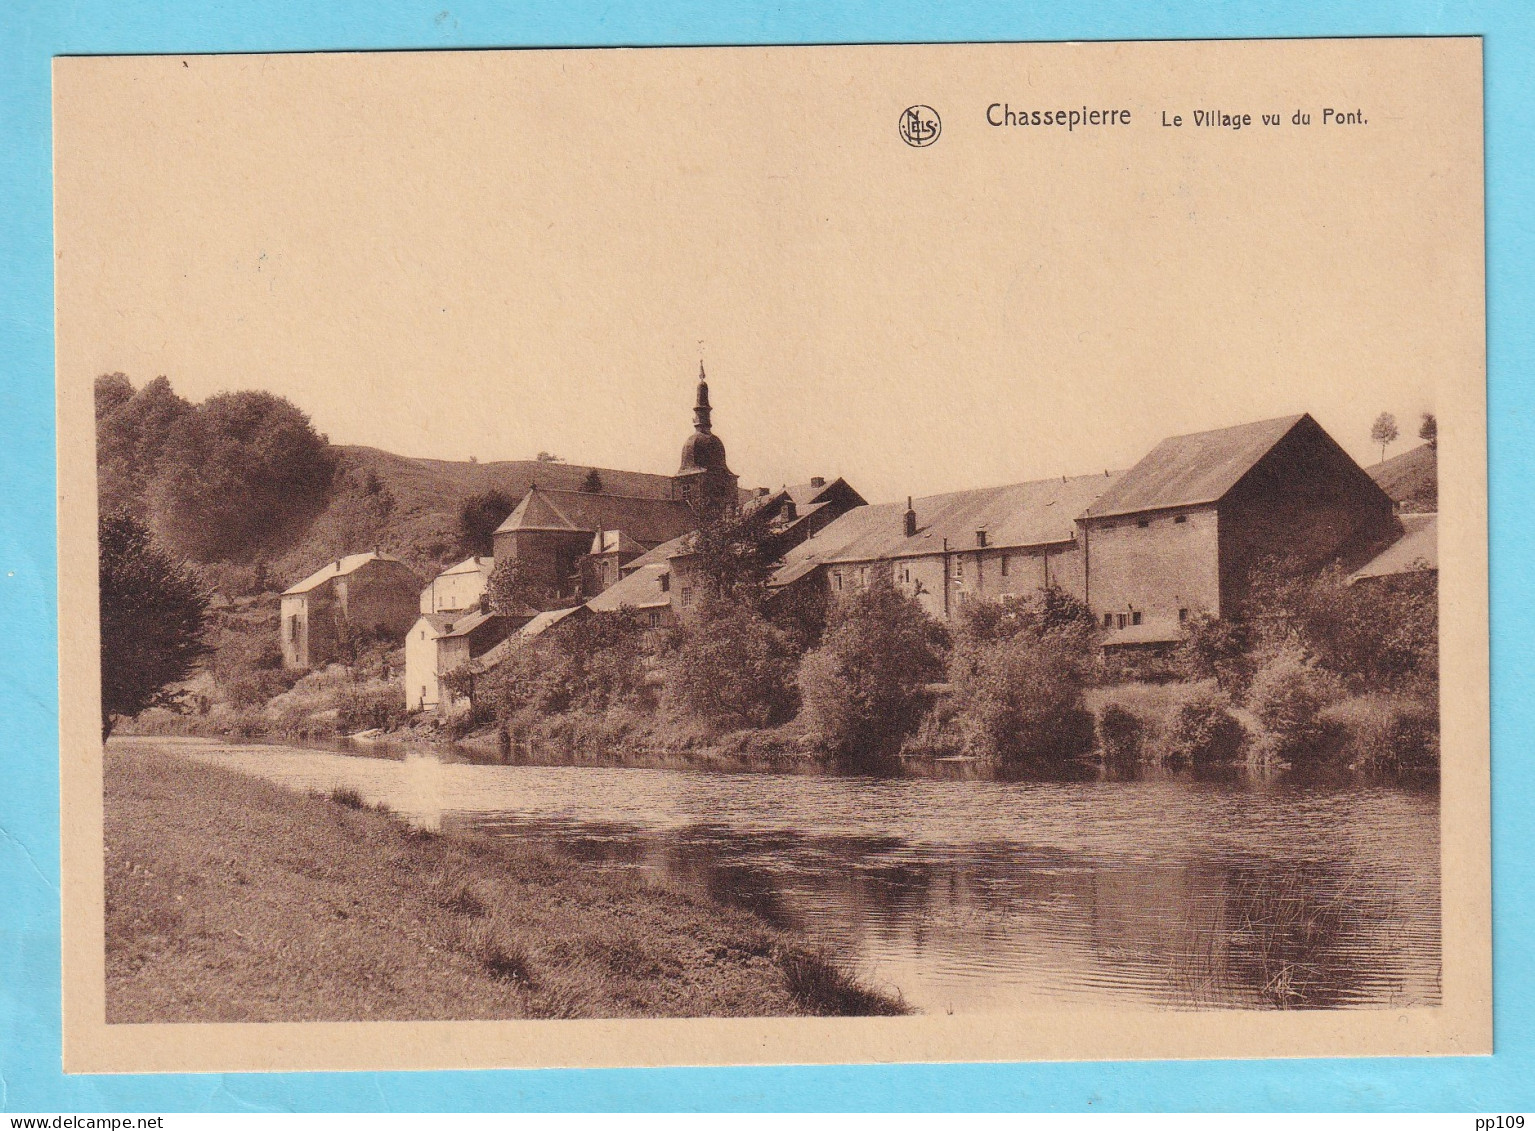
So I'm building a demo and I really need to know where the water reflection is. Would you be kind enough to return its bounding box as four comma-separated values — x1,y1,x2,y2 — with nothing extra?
459,808,1439,1014
142,736,1441,1014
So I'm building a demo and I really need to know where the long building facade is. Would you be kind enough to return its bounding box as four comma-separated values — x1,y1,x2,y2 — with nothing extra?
768,414,1405,647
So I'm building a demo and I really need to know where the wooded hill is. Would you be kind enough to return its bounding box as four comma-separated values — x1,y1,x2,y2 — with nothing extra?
94,373,677,593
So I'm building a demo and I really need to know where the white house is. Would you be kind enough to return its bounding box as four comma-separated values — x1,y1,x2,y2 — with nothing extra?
419,555,495,615
404,608,522,713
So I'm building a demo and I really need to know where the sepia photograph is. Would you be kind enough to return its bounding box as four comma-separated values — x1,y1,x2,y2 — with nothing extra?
51,38,1489,1071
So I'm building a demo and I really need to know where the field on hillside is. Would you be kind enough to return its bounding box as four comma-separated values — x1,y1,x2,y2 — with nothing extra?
269,446,680,585
1367,443,1436,513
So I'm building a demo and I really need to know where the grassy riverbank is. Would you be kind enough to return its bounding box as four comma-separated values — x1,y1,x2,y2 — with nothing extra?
104,742,906,1022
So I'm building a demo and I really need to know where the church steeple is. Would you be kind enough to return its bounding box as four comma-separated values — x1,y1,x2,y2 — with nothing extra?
693,361,713,434
675,360,737,520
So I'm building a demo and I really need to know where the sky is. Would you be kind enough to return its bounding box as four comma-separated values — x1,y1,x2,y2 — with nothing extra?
54,41,1481,504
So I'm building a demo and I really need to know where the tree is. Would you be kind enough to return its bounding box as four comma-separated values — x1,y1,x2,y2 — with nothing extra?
486,557,557,614
1370,412,1400,463
98,510,211,739
535,451,563,463
491,609,652,722
581,468,603,493
685,503,778,602
947,590,1099,764
1419,413,1438,449
147,390,336,562
456,488,515,556
94,372,134,420
948,636,1096,764
665,595,799,731
95,374,193,520
797,574,949,759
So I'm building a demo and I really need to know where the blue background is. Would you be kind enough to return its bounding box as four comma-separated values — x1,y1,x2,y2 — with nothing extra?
2,0,1530,1112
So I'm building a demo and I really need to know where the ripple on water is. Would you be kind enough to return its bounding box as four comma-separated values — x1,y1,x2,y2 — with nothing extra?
151,737,1441,1014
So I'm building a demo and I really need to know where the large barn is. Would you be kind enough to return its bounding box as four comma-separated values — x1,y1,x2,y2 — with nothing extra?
768,414,1407,647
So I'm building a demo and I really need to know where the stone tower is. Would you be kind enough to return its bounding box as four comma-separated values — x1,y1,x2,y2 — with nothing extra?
673,362,739,520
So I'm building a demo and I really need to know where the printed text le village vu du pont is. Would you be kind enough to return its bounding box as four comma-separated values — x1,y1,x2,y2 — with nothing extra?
983,104,1369,130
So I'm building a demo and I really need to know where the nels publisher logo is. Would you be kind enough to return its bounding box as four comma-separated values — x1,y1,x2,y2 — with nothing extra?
899,105,941,147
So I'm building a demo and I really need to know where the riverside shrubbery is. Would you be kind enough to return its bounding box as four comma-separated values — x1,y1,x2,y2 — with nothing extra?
797,576,949,761
947,589,1099,765
423,517,1438,781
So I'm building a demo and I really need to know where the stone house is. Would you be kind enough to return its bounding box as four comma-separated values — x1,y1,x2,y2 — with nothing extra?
583,475,865,628
1079,413,1399,645
279,551,422,671
769,413,1400,649
403,607,524,713
768,474,1118,622
419,555,495,615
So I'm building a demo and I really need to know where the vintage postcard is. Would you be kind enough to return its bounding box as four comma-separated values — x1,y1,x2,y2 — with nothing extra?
54,38,1489,1072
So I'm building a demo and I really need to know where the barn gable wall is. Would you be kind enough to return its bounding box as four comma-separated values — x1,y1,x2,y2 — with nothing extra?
1082,505,1221,633
1217,419,1399,613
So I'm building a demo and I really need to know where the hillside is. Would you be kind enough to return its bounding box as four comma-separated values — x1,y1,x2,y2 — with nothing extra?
269,447,678,587
1367,443,1437,513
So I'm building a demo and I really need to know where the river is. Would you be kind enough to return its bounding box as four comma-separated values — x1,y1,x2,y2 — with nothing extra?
145,736,1441,1015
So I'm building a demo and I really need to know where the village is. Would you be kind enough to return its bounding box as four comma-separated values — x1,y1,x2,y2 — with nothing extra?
269,364,1438,767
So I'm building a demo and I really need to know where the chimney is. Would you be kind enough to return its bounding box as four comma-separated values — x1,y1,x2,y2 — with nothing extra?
810,476,826,489
757,486,770,496
904,497,917,538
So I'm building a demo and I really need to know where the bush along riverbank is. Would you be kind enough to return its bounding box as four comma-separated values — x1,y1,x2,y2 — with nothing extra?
105,742,907,1022
125,509,1437,781
432,558,1438,781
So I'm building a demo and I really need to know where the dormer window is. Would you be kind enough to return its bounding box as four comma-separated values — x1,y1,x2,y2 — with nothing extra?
660,572,670,594
976,529,988,548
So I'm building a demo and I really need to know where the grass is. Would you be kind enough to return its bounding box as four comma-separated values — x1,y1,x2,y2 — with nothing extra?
105,740,908,1023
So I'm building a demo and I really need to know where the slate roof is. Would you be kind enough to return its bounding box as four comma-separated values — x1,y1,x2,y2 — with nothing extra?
464,606,588,675
585,562,673,612
620,532,696,574
1080,415,1307,520
1348,513,1438,583
282,551,410,596
768,473,1119,584
436,555,493,577
418,608,503,639
589,529,647,557
494,486,697,547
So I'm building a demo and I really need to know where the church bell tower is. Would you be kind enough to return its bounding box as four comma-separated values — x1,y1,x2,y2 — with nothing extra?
673,362,739,520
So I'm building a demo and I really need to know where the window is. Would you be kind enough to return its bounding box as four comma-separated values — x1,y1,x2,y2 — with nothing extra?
976,530,988,548
1103,613,1113,628
1174,515,1188,524
647,610,662,628
680,586,692,606
1132,611,1142,626
660,573,670,593
1000,555,1009,577
420,630,426,640
1179,607,1189,623
900,566,911,583
954,558,964,580
1117,613,1127,629
833,570,843,591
